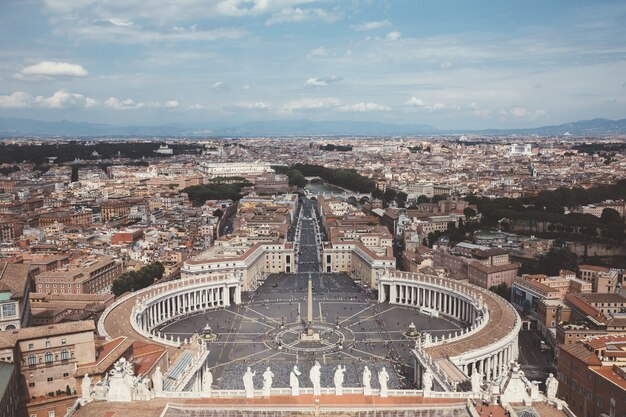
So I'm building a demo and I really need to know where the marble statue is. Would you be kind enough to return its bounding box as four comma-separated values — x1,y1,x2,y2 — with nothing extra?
546,373,558,400
378,367,390,398
362,366,372,396
310,361,321,396
262,367,275,396
81,373,92,400
107,358,134,402
135,377,153,401
422,369,433,392
151,366,163,395
290,366,301,396
202,368,213,394
243,366,256,398
334,365,345,396
92,376,109,401
471,371,483,394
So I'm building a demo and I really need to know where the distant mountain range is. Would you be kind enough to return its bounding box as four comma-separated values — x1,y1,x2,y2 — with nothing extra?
0,116,625,137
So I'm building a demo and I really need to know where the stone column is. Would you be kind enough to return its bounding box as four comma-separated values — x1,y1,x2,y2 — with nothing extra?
224,286,231,307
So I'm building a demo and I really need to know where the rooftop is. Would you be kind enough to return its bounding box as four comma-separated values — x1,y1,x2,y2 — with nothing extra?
0,320,95,349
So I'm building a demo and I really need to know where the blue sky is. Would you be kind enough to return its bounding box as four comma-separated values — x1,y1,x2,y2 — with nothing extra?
0,0,625,129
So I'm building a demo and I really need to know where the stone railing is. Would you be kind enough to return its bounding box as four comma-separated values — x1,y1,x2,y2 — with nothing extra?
155,387,476,399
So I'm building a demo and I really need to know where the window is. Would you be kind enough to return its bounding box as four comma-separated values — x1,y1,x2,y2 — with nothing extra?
60,349,69,361
61,339,66,345
45,352,53,364
28,343,34,350
45,341,51,348
28,382,35,387
48,411,55,417
63,372,69,377
1,303,16,318
28,354,36,367
47,377,53,382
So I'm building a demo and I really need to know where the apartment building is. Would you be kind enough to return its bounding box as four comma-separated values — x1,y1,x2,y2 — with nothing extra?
34,255,122,295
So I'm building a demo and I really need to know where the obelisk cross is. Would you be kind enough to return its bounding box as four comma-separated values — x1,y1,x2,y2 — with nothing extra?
307,272,314,335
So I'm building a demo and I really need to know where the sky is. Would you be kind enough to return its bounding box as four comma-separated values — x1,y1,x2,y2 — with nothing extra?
0,0,625,130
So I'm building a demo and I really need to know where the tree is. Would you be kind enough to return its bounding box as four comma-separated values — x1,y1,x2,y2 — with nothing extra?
463,207,476,219
395,191,408,208
286,169,306,188
537,248,578,276
112,262,165,296
417,195,429,204
489,283,511,301
213,208,224,219
601,208,621,224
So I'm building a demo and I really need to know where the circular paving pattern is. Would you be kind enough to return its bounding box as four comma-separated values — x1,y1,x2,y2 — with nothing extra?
158,273,465,390
268,322,354,354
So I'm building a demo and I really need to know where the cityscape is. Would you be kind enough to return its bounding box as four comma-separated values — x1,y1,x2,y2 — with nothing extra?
1,2,626,417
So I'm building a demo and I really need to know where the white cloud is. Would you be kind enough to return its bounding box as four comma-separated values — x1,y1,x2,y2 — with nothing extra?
217,0,318,17
0,90,96,109
280,97,341,112
266,7,343,25
103,97,181,110
241,84,251,90
507,106,547,120
385,31,401,41
304,76,342,87
106,18,134,27
104,97,146,110
188,104,205,109
307,46,327,58
209,81,223,89
405,97,460,112
16,61,88,79
0,92,33,108
35,90,92,108
60,22,245,44
405,97,427,108
232,101,269,109
350,20,391,31
44,0,321,22
338,102,391,112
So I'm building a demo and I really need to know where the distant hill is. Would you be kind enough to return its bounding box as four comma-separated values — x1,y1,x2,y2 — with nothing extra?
0,116,625,137
472,118,626,136
211,120,439,136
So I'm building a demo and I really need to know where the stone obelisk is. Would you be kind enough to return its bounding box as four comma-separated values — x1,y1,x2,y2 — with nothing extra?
307,272,313,335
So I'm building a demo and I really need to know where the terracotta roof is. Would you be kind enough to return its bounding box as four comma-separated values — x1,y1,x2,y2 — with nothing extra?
75,336,133,377
579,293,626,304
591,366,626,390
0,320,95,349
579,264,611,273
565,293,606,323
0,262,31,299
559,342,602,365
469,261,520,274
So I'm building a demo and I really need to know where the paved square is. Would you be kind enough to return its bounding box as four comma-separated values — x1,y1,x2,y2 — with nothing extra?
160,272,463,390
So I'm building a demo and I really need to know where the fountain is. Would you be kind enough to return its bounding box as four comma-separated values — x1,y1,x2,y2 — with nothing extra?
199,323,218,342
403,322,421,340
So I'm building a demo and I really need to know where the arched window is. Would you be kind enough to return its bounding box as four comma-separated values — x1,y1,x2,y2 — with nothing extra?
5,324,15,330
28,354,36,367
60,349,69,361
45,352,53,364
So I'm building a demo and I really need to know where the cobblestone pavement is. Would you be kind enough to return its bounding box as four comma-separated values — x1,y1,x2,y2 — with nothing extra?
161,273,463,390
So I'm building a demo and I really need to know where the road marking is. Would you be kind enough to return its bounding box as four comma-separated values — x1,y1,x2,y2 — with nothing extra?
346,306,397,328
338,303,377,325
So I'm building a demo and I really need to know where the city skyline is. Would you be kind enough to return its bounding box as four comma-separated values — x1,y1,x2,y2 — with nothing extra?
1,0,626,129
